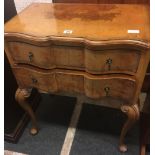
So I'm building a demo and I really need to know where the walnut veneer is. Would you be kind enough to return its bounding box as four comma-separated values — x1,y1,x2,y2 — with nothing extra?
4,3,149,152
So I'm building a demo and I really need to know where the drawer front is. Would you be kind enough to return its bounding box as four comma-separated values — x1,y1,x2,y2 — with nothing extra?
8,42,141,75
56,73,84,93
13,68,84,94
54,45,84,69
13,68,57,92
9,42,53,68
13,67,135,102
84,77,136,101
85,49,141,74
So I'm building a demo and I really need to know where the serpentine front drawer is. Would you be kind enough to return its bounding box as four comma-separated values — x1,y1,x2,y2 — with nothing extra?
8,42,53,69
13,67,136,102
8,41,140,75
85,49,141,74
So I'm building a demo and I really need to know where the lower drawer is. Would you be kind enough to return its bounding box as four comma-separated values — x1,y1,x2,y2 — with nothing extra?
13,67,136,102
13,67,58,93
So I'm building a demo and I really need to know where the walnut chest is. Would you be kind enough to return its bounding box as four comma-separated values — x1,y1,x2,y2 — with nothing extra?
4,3,149,152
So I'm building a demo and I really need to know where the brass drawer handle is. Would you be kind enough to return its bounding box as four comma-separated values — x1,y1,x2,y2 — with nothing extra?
31,78,38,84
106,58,112,71
29,52,33,62
104,87,110,96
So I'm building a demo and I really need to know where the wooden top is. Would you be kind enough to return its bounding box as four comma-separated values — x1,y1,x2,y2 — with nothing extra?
4,3,149,43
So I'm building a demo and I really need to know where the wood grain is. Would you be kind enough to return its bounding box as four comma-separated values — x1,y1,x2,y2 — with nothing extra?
13,67,136,102
5,3,150,42
4,3,150,153
85,49,141,74
53,0,149,4
7,41,143,75
9,42,53,68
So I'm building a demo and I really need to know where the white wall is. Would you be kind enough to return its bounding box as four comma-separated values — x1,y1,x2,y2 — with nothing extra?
14,0,52,13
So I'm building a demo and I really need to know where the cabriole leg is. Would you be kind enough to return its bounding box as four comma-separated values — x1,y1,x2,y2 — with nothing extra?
119,104,140,152
15,88,38,135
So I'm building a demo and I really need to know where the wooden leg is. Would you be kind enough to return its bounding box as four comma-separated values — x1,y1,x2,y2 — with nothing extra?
15,88,38,135
119,104,140,152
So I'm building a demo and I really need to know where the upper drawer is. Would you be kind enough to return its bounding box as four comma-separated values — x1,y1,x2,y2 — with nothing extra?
8,42,141,75
85,49,141,75
8,42,53,69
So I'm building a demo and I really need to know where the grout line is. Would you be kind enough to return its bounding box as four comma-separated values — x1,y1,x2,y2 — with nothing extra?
60,98,83,155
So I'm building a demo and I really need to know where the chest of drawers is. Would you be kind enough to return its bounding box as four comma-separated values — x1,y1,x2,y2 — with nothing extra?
4,3,149,152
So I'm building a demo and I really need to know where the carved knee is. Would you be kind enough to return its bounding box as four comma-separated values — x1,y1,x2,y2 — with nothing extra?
15,88,31,103
119,104,140,152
